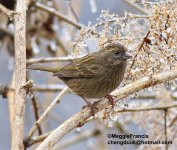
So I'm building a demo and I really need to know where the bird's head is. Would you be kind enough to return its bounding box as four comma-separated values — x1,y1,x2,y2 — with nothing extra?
98,43,132,66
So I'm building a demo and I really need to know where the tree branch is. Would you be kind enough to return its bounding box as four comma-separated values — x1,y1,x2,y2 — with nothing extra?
0,3,14,17
136,92,177,101
11,0,27,149
27,56,77,65
7,71,15,137
25,102,177,147
130,31,150,69
0,84,67,95
36,69,177,150
123,0,148,15
35,2,83,29
116,103,177,113
28,87,69,138
32,84,66,92
24,131,51,148
30,91,42,135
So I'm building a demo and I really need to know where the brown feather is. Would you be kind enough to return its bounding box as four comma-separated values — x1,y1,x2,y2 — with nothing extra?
27,43,131,99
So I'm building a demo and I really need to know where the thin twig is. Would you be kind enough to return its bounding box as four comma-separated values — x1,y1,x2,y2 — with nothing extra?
28,87,69,138
115,104,177,113
130,31,150,69
135,92,177,100
7,71,15,137
36,2,83,29
34,3,108,36
24,131,51,148
32,84,66,92
67,0,80,22
36,69,177,150
0,84,66,93
123,0,148,15
30,91,42,135
27,56,77,65
0,3,15,17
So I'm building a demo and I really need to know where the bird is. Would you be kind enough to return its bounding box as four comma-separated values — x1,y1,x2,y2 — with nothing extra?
27,43,131,115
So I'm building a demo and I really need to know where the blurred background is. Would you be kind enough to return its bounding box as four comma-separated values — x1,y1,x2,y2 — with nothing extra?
0,0,176,150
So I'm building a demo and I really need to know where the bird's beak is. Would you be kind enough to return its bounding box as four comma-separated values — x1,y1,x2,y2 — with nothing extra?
123,52,132,60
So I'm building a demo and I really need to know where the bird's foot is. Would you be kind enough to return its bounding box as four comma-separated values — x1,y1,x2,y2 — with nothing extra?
106,94,115,109
82,102,98,117
82,98,99,116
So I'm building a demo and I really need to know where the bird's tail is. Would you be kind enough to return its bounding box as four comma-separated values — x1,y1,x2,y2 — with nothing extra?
26,65,61,73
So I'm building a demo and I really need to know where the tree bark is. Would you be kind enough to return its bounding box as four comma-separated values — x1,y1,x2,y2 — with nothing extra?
11,0,27,149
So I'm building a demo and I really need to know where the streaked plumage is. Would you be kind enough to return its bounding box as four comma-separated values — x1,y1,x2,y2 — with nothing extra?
27,43,131,103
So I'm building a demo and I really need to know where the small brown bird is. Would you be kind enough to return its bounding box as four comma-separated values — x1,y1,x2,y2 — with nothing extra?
27,43,131,114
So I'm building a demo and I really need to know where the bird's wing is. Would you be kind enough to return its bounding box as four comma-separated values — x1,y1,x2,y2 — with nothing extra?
54,54,104,78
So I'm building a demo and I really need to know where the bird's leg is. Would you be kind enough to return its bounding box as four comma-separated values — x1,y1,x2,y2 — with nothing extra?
106,94,115,108
82,98,97,116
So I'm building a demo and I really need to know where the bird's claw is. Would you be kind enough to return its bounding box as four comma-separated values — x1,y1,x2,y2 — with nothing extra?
107,94,115,108
82,102,98,117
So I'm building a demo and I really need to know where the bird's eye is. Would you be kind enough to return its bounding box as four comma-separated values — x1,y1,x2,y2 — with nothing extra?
114,51,120,55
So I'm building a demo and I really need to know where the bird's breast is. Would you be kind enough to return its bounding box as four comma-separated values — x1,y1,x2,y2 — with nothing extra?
63,62,127,99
